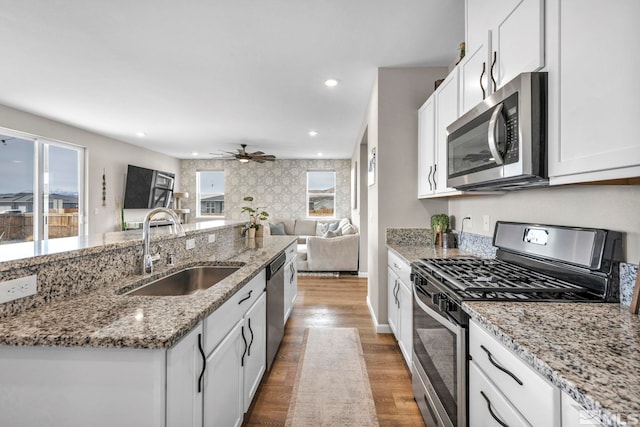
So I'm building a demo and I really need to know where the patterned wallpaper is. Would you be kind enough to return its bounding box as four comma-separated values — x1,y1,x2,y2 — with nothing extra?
180,159,352,223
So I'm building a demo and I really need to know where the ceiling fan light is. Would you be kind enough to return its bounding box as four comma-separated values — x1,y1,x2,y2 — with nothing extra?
238,158,250,163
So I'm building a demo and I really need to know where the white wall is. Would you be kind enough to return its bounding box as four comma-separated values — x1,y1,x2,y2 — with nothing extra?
449,184,640,262
356,67,450,328
0,104,181,235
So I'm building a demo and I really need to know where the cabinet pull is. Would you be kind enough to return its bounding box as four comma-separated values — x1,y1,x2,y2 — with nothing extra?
394,280,400,307
432,163,437,189
241,326,247,367
480,390,509,427
238,289,253,305
490,51,497,92
480,62,486,99
290,264,295,284
480,345,523,385
197,333,206,393
427,165,434,191
247,318,254,357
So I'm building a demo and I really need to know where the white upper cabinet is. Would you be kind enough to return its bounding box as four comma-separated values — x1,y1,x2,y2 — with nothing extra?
546,0,640,184
418,96,436,197
418,69,462,199
461,0,544,115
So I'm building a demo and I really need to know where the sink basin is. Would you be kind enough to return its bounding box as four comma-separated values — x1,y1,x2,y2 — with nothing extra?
125,265,242,296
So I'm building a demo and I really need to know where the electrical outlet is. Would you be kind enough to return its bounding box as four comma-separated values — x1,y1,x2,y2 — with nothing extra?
0,274,37,304
186,239,196,250
483,215,491,232
208,234,216,243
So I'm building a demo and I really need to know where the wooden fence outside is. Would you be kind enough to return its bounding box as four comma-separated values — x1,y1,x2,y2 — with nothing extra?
0,211,79,243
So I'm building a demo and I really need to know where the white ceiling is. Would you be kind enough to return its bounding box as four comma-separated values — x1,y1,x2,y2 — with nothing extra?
0,0,464,160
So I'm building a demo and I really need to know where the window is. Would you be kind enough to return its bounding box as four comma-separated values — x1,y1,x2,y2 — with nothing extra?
0,130,85,244
307,171,336,217
197,171,225,217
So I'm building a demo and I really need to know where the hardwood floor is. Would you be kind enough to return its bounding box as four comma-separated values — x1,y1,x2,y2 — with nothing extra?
243,275,424,426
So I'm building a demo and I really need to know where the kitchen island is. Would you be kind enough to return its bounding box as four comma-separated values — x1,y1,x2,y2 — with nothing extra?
0,220,297,427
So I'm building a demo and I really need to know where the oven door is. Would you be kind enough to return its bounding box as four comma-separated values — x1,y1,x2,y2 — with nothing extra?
413,277,467,427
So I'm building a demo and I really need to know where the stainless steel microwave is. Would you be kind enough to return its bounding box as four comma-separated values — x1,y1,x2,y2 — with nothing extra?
447,72,548,191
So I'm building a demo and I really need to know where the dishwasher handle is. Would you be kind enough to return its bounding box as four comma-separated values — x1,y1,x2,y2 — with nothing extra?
266,252,287,280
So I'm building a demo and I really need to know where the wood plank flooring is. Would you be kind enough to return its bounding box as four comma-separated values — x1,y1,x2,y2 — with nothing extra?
243,275,424,426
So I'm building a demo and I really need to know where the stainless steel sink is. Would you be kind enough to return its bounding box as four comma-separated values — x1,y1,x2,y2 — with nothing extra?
125,265,242,296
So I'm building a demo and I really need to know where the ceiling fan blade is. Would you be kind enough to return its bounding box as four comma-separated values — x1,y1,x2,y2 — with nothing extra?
250,151,265,156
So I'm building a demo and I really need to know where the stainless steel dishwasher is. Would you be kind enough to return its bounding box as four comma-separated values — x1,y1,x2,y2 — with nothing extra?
266,252,286,371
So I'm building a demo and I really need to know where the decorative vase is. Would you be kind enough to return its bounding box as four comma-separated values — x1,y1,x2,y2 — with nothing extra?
247,227,256,239
255,226,263,238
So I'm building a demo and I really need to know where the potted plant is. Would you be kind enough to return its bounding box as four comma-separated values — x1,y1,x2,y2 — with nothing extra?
241,196,269,238
430,214,450,247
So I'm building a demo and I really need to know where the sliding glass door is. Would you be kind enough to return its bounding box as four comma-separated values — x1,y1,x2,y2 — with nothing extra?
0,130,85,244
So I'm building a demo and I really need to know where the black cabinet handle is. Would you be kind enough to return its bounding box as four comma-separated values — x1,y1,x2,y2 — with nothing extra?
480,390,509,427
480,62,486,99
480,345,523,385
432,163,437,189
427,165,434,191
197,333,206,393
248,318,254,357
238,289,253,305
290,264,295,284
393,280,399,307
491,51,497,92
241,326,247,367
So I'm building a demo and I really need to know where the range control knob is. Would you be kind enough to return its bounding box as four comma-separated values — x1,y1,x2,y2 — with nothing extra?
432,293,441,305
438,295,457,312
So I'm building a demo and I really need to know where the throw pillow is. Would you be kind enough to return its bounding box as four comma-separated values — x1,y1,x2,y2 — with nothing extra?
316,222,329,236
328,221,340,232
341,223,357,235
322,230,339,238
269,222,286,235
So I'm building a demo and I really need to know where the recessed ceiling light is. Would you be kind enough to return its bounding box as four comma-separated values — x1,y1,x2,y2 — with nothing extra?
317,152,323,157
324,78,339,87
191,152,199,156
308,130,319,137
135,131,146,137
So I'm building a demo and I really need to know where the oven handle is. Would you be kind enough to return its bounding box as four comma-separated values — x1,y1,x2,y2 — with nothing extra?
488,102,505,165
413,282,460,335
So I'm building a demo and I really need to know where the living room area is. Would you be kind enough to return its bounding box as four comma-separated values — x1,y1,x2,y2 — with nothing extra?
179,156,364,274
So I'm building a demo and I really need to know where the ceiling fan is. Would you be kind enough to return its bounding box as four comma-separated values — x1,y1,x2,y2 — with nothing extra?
211,144,276,163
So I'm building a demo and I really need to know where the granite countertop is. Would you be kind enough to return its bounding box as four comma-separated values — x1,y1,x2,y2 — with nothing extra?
0,235,297,350
387,242,467,264
465,302,640,427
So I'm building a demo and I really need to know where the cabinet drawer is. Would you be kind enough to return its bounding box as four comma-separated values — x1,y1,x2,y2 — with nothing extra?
469,320,559,426
388,251,411,285
469,361,530,427
285,242,297,264
204,270,266,355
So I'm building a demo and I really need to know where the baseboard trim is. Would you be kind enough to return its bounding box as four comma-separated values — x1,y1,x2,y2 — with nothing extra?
367,295,391,334
357,271,368,278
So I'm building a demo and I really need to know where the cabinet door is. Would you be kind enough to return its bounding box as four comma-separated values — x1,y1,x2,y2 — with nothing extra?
243,292,267,412
397,279,413,369
491,0,544,90
167,323,204,427
204,320,244,427
547,0,640,183
387,267,400,338
284,258,297,323
459,42,490,115
418,96,436,198
561,391,604,427
434,68,461,195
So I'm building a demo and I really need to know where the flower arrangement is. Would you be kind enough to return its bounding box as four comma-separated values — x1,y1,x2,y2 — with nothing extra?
241,196,269,232
431,214,450,246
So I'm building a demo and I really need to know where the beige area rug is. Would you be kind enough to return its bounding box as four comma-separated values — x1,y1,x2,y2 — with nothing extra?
285,327,380,426
296,271,340,278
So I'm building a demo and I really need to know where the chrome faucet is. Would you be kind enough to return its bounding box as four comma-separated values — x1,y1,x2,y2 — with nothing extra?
142,208,186,274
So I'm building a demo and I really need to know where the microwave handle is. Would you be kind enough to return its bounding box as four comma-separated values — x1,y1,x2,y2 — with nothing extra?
488,103,505,165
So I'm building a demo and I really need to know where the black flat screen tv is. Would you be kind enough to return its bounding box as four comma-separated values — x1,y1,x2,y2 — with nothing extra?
123,164,175,209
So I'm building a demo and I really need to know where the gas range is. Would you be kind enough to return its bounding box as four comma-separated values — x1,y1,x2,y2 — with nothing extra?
410,221,623,427
412,221,623,304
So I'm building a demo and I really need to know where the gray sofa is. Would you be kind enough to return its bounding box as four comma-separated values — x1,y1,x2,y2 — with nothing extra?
263,218,359,272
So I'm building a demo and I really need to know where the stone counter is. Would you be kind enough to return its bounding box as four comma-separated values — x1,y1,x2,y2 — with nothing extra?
465,301,640,427
0,235,296,349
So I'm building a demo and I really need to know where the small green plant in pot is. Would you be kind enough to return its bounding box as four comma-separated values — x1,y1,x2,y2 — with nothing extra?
241,196,269,237
431,214,450,247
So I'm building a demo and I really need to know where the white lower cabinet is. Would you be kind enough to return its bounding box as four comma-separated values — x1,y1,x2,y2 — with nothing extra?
469,319,561,426
387,250,412,369
561,391,604,427
284,242,298,323
243,292,267,411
